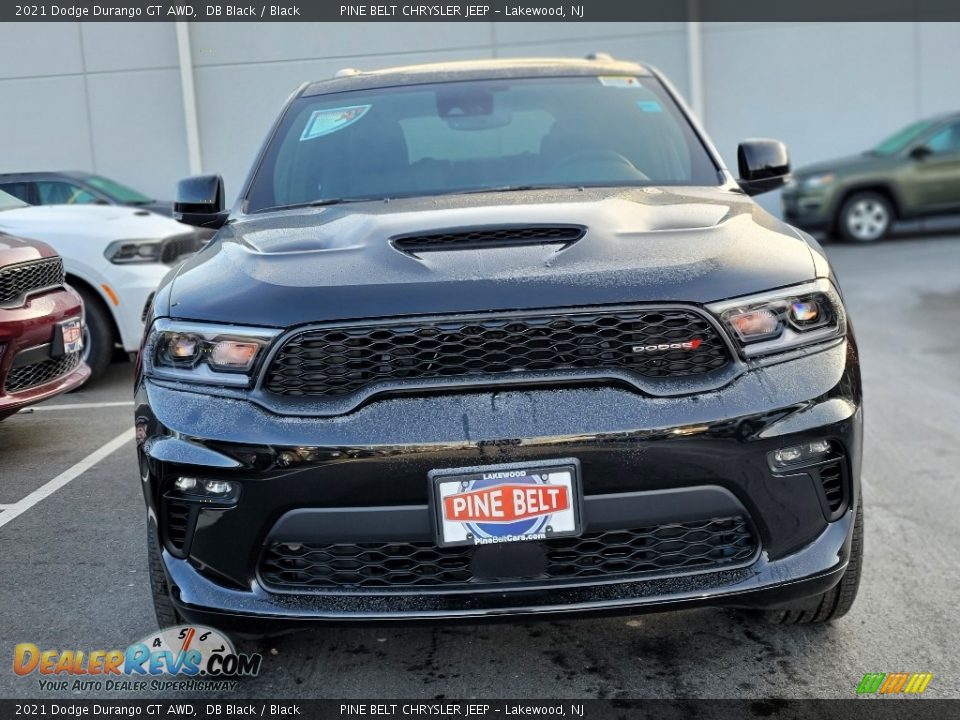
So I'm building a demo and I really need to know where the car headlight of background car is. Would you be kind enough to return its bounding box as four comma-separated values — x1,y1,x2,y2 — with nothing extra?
707,279,846,358
144,319,279,386
801,173,835,191
105,238,165,264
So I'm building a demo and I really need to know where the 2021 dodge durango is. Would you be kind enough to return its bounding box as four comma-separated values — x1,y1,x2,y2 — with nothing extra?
0,224,89,420
137,57,864,632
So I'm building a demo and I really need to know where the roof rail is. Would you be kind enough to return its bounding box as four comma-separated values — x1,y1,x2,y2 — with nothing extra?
585,52,614,61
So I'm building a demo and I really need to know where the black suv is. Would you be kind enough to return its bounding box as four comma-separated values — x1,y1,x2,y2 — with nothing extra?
137,57,863,632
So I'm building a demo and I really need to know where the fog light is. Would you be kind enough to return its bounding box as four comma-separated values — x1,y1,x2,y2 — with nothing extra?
772,447,803,466
808,439,831,456
204,480,232,495
174,476,198,492
769,440,833,470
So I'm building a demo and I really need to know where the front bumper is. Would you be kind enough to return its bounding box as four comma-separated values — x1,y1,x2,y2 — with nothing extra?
781,188,834,232
136,339,862,627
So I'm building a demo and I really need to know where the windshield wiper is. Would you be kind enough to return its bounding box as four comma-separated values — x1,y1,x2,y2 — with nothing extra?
445,184,575,196
258,197,388,213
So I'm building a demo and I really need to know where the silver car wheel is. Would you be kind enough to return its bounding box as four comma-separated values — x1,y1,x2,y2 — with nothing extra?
845,198,890,241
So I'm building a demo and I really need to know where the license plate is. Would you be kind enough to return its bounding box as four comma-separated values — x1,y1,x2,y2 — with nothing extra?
60,319,84,354
430,459,582,548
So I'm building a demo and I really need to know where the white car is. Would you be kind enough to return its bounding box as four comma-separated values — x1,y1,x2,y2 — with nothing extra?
0,190,205,379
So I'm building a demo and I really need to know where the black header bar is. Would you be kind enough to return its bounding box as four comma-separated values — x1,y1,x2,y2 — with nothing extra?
5,0,960,23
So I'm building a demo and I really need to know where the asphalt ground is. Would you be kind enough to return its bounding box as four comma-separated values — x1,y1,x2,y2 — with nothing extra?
1,235,958,700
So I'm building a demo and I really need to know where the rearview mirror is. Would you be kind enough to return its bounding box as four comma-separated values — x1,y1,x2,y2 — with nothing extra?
737,139,790,196
174,174,228,229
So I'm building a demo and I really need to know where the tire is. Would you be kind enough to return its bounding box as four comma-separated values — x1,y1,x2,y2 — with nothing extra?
75,285,115,382
148,523,182,628
762,498,863,624
838,191,893,242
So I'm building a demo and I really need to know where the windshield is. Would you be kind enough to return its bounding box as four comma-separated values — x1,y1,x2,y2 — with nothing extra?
246,75,719,212
85,175,153,203
870,119,937,156
0,189,28,211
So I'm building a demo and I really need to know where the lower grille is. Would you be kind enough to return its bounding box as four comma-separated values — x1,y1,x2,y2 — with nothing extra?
259,516,757,591
263,306,731,400
3,351,81,394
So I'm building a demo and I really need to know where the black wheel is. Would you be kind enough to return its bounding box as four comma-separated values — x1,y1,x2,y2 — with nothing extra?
148,523,182,628
762,498,863,624
838,192,893,242
75,285,115,381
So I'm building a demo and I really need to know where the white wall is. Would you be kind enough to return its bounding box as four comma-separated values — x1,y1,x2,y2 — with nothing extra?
1,21,958,212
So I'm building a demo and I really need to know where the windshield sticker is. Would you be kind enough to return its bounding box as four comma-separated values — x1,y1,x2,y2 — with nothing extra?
598,76,642,89
299,105,371,141
637,100,663,112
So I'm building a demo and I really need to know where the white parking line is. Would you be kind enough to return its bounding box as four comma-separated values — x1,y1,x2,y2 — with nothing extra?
0,428,135,530
32,401,135,412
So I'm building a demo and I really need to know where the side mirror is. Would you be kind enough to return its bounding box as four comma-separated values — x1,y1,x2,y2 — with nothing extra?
909,144,932,160
174,174,228,229
737,139,790,196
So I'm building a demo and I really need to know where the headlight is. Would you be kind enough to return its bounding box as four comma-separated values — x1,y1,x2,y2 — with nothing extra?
802,173,835,190
144,319,279,386
707,279,846,358
105,239,164,264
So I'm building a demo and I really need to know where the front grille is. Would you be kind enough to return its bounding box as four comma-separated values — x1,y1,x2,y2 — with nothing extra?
818,461,845,514
393,225,585,252
160,233,203,264
0,257,64,306
264,307,731,399
260,516,757,591
3,350,81,394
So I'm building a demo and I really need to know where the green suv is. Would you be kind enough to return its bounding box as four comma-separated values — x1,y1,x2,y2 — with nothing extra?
782,112,960,241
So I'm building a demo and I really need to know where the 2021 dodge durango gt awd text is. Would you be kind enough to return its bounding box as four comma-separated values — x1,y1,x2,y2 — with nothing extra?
136,58,864,633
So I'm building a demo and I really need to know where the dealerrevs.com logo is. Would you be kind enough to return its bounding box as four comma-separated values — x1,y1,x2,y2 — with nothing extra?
14,626,261,693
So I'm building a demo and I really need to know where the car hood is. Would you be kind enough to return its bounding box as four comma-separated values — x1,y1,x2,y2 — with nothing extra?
0,204,191,242
166,187,817,327
792,152,892,179
0,232,57,266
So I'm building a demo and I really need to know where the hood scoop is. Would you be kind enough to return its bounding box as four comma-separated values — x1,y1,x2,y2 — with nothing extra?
392,224,585,253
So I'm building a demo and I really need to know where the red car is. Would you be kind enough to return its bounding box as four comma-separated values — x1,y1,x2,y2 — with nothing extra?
0,232,89,420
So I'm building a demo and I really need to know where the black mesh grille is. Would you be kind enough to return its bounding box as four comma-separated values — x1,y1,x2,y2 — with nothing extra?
818,461,845,513
260,516,757,591
0,257,64,306
3,351,81,394
264,307,731,399
393,225,585,252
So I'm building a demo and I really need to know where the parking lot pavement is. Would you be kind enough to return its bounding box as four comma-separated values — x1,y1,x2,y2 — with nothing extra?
1,235,959,700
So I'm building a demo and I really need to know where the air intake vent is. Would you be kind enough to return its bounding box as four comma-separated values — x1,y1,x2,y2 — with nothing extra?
163,500,194,554
392,225,585,252
818,461,846,514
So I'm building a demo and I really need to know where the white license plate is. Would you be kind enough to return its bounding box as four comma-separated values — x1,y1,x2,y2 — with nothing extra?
60,319,83,354
430,460,582,548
